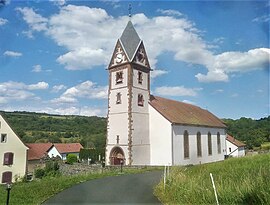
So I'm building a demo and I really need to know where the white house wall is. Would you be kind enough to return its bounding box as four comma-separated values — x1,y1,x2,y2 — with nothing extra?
0,115,28,183
149,104,172,165
173,126,226,165
226,140,245,157
47,146,62,159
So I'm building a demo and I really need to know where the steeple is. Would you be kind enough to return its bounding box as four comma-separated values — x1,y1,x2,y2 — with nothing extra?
119,21,141,61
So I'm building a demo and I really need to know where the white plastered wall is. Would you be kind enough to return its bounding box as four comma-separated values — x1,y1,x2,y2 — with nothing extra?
0,115,28,183
173,125,226,165
47,146,62,159
149,104,172,165
226,140,245,157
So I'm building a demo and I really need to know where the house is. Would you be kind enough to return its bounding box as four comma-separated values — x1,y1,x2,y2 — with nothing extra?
26,143,53,173
0,114,28,184
226,134,246,157
47,143,83,160
105,21,227,166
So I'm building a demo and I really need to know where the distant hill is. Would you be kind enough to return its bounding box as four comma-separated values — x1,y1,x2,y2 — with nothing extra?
1,111,269,153
223,116,270,149
0,111,107,156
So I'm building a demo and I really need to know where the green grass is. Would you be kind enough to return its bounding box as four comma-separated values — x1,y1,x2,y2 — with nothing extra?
154,153,270,205
0,167,159,205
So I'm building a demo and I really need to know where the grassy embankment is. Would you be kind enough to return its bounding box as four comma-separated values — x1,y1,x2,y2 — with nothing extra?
0,167,159,205
155,153,270,205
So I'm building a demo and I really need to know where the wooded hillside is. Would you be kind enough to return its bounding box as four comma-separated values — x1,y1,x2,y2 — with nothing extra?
1,111,106,156
223,116,270,149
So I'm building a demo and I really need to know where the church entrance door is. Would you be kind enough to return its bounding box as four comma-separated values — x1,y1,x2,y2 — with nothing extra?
110,147,125,165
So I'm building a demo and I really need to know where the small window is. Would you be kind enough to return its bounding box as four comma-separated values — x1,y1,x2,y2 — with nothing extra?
138,71,143,84
138,94,144,106
184,130,189,159
217,132,221,154
116,135,120,144
116,93,121,104
197,132,202,157
229,147,232,152
208,132,212,155
3,152,14,165
116,71,123,84
0,121,1,129
2,171,12,183
1,134,7,143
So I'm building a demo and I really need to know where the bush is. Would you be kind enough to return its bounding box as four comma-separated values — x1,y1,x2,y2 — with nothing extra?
34,168,45,179
44,160,60,177
66,154,78,165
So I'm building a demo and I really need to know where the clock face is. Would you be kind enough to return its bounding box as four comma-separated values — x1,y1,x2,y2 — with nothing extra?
116,53,123,63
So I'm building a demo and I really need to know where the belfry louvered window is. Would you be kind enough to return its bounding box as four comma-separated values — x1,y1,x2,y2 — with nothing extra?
116,71,123,84
138,94,144,106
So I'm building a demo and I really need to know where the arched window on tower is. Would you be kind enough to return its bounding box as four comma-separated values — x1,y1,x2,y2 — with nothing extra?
116,92,121,104
116,71,123,84
184,130,189,159
138,94,144,106
138,71,143,84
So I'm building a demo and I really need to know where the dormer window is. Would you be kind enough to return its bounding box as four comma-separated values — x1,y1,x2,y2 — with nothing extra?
138,71,143,84
116,92,121,104
116,71,123,84
138,94,144,107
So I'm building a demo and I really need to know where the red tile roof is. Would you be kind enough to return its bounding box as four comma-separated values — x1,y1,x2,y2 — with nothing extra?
53,143,83,154
26,143,53,160
226,135,246,147
149,95,226,128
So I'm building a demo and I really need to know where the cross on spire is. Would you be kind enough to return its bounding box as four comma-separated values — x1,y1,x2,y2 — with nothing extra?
128,3,132,18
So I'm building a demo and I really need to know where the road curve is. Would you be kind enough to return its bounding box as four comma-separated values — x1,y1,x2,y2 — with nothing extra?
43,170,162,205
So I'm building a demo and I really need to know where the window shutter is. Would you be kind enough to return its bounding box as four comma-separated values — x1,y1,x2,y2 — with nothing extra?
3,152,14,165
2,171,12,183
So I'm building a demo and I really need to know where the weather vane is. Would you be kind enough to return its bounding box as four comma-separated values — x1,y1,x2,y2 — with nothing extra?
128,3,132,18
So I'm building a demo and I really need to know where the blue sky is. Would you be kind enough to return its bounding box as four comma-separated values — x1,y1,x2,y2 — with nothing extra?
0,0,269,119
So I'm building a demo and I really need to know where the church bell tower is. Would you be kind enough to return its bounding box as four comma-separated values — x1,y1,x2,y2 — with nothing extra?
106,21,151,165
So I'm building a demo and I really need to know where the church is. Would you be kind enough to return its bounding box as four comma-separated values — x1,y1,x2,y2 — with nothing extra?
105,21,227,166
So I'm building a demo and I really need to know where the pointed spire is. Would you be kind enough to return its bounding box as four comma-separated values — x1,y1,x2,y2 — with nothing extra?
119,21,141,61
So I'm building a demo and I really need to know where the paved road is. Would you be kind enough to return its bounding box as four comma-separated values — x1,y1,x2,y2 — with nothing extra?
43,170,162,205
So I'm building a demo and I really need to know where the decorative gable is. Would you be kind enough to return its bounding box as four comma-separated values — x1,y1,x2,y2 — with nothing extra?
133,42,150,69
108,40,128,68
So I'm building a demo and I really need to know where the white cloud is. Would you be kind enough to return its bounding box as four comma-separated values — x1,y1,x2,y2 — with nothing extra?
157,9,183,17
51,84,67,93
3,50,22,57
154,86,201,97
32,64,42,72
49,0,66,6
0,18,8,26
151,69,169,79
182,100,196,105
0,81,48,104
17,5,270,82
252,15,270,23
51,80,108,104
196,48,270,83
28,82,49,90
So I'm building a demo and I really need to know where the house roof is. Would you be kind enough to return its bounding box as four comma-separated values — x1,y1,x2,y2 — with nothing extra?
0,113,29,149
120,21,141,61
149,95,226,128
226,135,246,147
26,143,53,160
53,143,83,154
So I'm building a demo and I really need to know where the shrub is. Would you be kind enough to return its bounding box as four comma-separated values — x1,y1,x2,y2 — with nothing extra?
44,160,60,177
66,154,78,165
34,168,45,179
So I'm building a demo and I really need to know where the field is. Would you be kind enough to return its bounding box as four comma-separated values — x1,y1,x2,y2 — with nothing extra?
155,153,270,205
